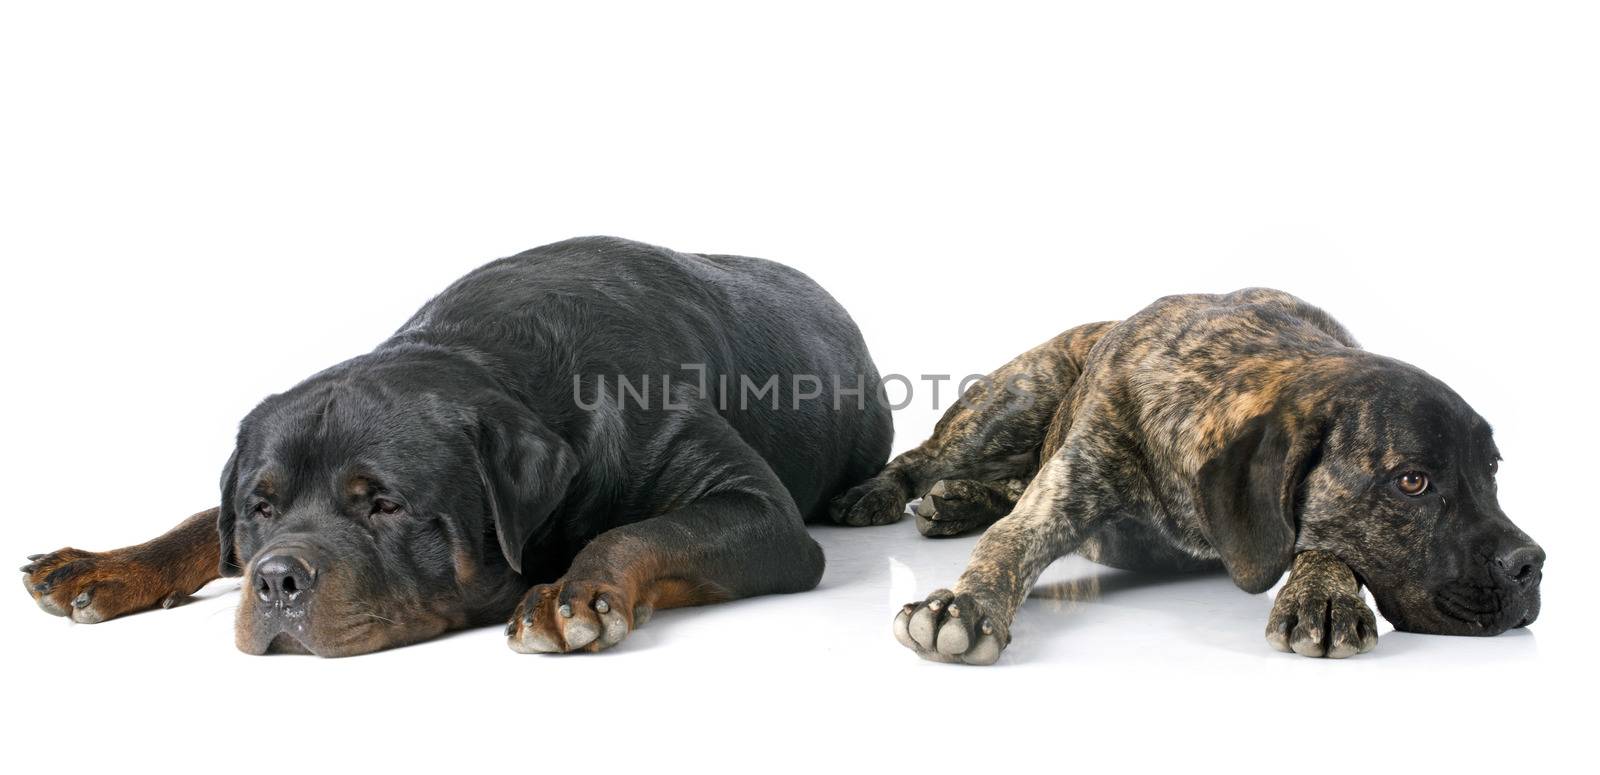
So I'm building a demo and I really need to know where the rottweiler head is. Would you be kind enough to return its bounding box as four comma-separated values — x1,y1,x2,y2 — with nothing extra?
219,346,576,656
1198,353,1544,636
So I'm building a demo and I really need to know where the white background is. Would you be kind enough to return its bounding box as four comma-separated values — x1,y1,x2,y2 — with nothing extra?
2,2,1595,772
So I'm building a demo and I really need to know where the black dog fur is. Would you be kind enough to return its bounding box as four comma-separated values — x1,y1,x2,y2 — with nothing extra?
23,237,893,656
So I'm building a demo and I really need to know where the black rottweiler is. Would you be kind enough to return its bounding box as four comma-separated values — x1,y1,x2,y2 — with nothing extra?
831,288,1545,663
22,237,893,656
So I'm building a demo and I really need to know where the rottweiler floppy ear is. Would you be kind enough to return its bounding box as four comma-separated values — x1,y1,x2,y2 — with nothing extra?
1195,412,1320,593
477,408,578,575
217,448,244,578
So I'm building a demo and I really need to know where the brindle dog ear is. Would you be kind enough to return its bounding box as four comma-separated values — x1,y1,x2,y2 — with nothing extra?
477,408,578,575
216,447,243,578
1195,412,1321,593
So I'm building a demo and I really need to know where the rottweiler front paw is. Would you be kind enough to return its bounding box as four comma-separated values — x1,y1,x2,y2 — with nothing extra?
21,548,184,624
894,589,1010,665
1267,560,1382,656
829,478,907,527
506,578,644,654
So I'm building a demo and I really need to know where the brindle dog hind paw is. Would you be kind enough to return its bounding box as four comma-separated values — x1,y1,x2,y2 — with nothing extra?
894,589,1010,665
914,480,1011,537
1266,583,1379,658
829,478,908,527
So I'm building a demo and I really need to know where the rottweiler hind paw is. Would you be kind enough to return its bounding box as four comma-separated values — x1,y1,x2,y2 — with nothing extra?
828,478,907,527
1266,582,1378,658
507,578,641,654
21,547,179,624
894,589,1010,665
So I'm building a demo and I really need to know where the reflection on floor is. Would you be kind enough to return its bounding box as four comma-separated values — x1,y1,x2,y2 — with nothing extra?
809,510,1539,667
17,504,1540,671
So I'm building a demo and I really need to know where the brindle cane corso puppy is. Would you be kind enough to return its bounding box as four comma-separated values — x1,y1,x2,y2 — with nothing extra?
832,288,1544,663
22,236,893,656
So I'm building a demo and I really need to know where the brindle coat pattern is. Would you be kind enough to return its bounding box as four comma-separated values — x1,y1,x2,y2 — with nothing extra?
846,288,1545,663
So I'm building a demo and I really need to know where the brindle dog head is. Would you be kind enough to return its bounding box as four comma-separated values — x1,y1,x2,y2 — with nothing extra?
1200,353,1543,636
220,346,575,656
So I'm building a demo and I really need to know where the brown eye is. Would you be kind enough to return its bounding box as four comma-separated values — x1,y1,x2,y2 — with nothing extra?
1397,471,1430,496
1489,460,1499,476
372,498,403,516
252,503,273,519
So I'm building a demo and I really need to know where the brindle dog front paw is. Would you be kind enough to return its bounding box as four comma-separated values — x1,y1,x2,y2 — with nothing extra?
1266,552,1379,658
894,589,1010,665
828,478,907,527
506,578,645,654
21,548,187,624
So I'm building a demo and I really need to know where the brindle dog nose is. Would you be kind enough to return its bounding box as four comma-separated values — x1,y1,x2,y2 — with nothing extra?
254,554,317,607
1494,543,1545,589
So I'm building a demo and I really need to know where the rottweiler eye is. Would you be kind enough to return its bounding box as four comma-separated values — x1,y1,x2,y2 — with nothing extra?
251,502,273,519
1396,471,1430,496
372,498,403,516
1489,460,1499,476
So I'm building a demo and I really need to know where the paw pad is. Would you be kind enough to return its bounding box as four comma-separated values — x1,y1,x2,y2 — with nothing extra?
507,579,636,654
894,589,1009,666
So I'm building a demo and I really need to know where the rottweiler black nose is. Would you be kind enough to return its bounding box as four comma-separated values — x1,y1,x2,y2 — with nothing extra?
1494,543,1545,588
254,554,317,607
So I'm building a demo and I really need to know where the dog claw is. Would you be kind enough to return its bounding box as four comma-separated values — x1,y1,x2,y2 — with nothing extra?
28,554,44,561
558,603,573,618
595,597,610,614
72,591,91,609
20,564,36,573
